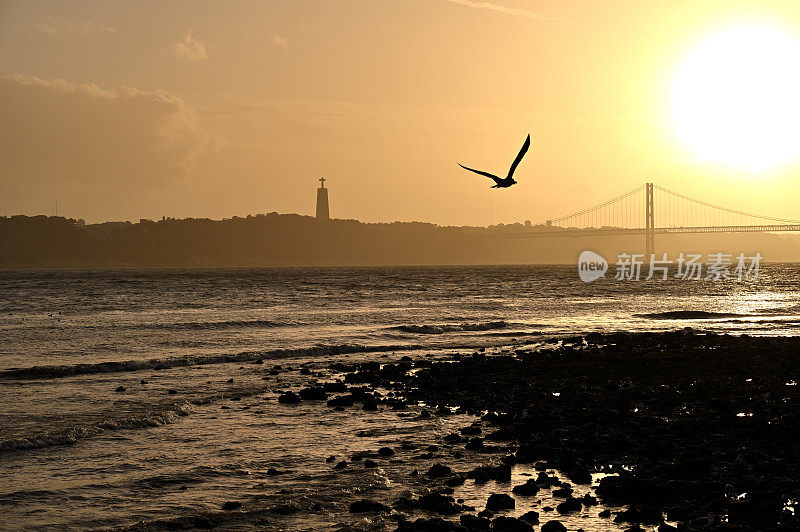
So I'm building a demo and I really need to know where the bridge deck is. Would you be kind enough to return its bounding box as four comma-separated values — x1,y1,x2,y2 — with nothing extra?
496,224,800,238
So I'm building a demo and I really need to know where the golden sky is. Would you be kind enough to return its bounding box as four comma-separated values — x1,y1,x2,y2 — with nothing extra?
2,0,800,226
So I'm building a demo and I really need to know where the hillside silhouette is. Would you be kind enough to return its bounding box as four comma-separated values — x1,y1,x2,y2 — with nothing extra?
3,213,800,267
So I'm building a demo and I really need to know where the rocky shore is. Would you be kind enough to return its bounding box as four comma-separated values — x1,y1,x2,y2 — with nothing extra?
329,331,800,531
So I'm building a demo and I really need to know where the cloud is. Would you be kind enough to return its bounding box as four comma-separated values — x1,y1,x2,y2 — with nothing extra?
445,0,550,19
273,34,289,50
171,32,209,61
0,75,213,202
29,19,115,37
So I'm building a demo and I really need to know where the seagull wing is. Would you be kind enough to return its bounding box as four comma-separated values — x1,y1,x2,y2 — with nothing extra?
459,163,502,184
507,134,531,179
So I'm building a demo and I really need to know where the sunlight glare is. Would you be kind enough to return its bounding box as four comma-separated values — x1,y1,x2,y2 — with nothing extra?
672,25,800,171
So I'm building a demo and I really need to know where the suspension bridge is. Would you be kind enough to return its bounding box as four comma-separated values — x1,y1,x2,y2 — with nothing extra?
506,182,800,255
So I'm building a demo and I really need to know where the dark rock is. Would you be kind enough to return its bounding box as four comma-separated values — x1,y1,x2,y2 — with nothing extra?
266,468,283,475
349,499,391,513
512,479,540,496
270,503,300,514
115,386,126,392
485,493,515,511
362,400,379,411
298,386,327,400
490,516,533,531
327,394,355,407
552,487,573,498
460,514,491,530
477,509,494,519
167,389,178,395
540,521,567,532
378,446,395,457
140,380,148,384
426,463,452,477
465,437,484,451
333,460,348,470
222,500,242,510
614,506,664,525
226,378,234,383
519,510,539,524
364,459,377,468
582,493,598,506
417,493,463,515
278,391,301,404
599,509,611,518
326,455,336,462
566,467,593,485
556,497,582,514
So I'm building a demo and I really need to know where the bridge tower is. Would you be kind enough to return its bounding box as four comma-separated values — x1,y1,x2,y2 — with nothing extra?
645,182,654,257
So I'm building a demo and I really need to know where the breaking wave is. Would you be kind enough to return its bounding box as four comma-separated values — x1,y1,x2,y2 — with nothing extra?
391,321,509,334
0,344,421,380
636,310,750,320
0,402,192,454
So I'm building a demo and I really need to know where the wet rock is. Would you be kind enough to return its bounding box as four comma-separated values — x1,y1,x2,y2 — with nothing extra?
115,386,126,392
426,463,452,477
468,464,509,484
410,469,419,477
465,437,484,451
491,516,532,532
555,497,582,514
378,446,395,457
460,514,490,530
140,379,148,384
460,425,482,436
599,509,611,518
362,400,379,411
540,520,567,532
445,475,466,487
278,391,301,404
222,501,242,510
167,389,178,395
582,493,598,506
552,486,573,498
396,517,465,531
477,509,494,519
226,378,234,383
566,467,593,485
326,394,355,407
614,506,664,525
266,468,283,475
349,499,391,513
444,433,463,443
657,523,678,531
326,455,336,463
512,479,539,496
485,493,515,511
298,386,327,400
323,381,348,393
270,503,300,514
333,460,348,470
417,493,463,515
364,459,377,468
519,510,539,524
426,445,439,452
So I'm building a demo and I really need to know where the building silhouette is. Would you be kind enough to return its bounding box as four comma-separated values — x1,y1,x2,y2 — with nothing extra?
316,177,330,221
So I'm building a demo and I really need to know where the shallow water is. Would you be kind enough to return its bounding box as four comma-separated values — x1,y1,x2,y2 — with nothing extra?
1,265,798,529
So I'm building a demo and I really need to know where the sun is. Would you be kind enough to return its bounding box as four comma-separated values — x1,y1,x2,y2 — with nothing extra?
672,25,800,171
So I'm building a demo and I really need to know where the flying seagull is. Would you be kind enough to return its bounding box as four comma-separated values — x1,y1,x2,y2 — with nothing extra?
459,134,531,188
